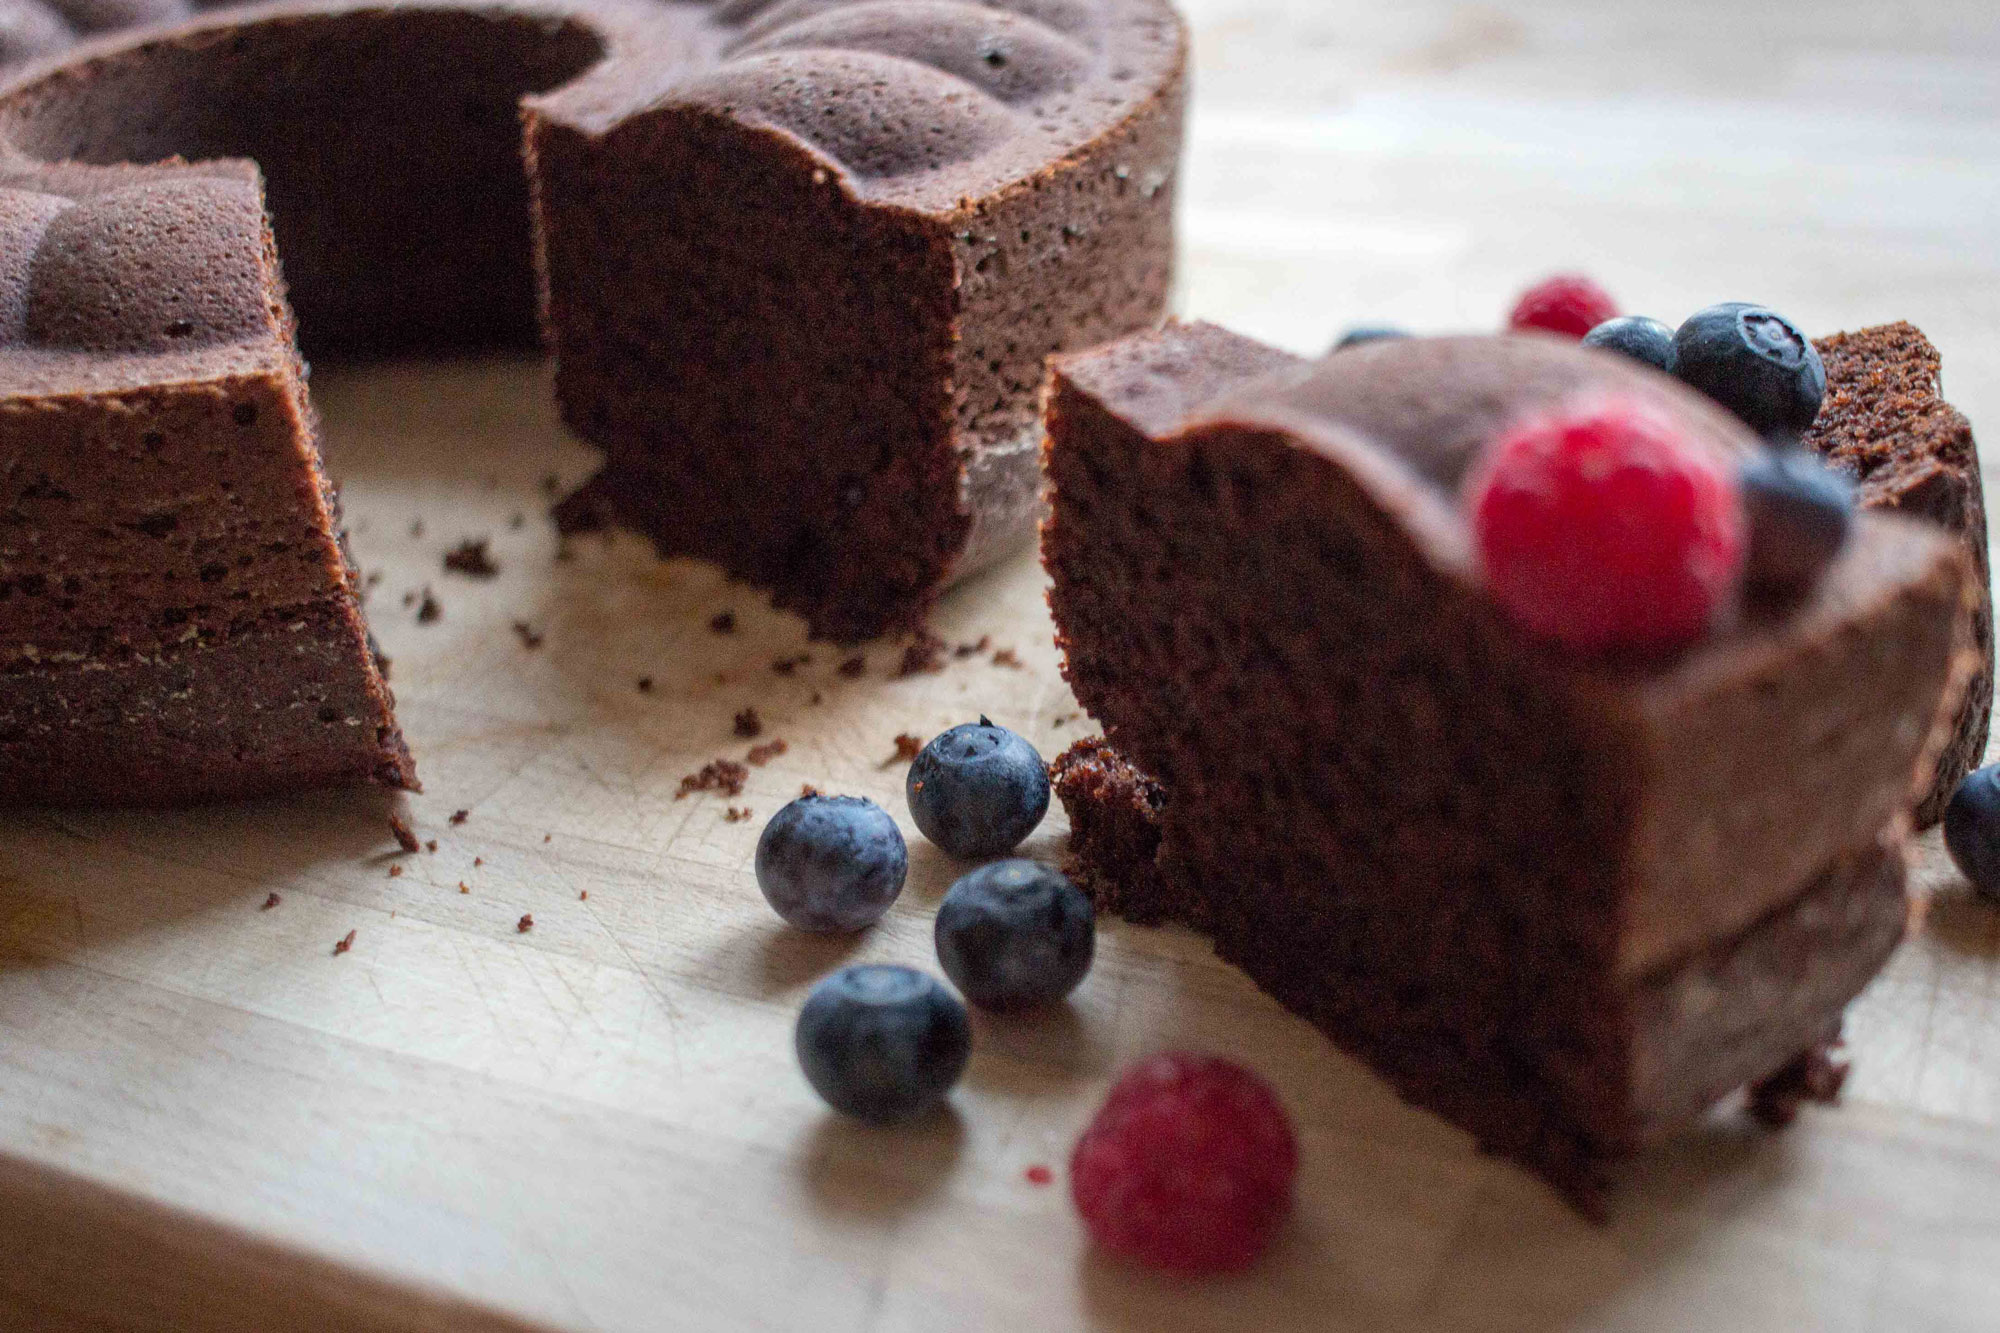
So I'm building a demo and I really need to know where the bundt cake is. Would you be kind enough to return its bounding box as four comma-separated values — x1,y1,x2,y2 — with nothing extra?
0,0,1185,805
1042,319,1980,1209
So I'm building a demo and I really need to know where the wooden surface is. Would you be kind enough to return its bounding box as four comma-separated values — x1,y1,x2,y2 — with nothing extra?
4,1,2000,1328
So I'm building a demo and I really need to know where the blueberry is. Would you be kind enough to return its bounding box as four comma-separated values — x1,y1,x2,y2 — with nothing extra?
935,860,1095,1011
1739,447,1854,599
1333,325,1411,351
1581,315,1676,373
755,794,907,932
1945,766,2000,903
794,965,972,1123
1672,302,1826,435
906,717,1050,860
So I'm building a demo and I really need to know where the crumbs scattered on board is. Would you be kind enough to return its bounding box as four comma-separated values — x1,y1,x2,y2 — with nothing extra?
677,760,749,799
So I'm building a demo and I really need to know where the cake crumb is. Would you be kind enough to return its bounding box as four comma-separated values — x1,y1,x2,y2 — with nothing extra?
838,655,866,678
261,892,281,910
677,759,749,799
511,621,544,649
449,809,469,826
895,630,946,677
425,839,438,854
637,676,654,693
444,538,499,578
543,833,552,843
709,611,737,634
1748,1045,1850,1128
733,707,763,739
771,654,811,675
992,647,1024,669
364,570,383,589
809,691,824,705
517,914,534,933
1024,1164,1054,1186
579,889,588,900
388,865,403,879
801,784,821,798
884,733,923,766
724,806,753,823
747,738,788,766
389,815,420,854
459,882,470,894
416,588,441,624
473,856,484,868
954,635,992,659
401,590,417,608
333,930,356,956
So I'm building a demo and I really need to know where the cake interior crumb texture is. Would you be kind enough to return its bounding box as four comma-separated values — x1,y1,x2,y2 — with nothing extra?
0,0,1187,805
1044,321,1979,1210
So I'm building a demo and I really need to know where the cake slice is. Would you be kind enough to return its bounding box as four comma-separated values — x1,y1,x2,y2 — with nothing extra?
1803,323,1990,824
0,163,411,804
1043,320,1977,1209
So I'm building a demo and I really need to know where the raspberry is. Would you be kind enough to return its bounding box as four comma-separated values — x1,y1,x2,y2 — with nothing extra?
1507,274,1620,338
1467,394,1745,655
1069,1053,1297,1275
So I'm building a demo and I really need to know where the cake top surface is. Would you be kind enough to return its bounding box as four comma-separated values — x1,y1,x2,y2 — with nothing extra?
0,0,1181,396
0,160,293,397
0,0,1185,212
1055,320,1961,659
1056,320,1960,716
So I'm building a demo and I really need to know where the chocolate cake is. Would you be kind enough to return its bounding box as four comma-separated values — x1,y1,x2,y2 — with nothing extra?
0,0,1185,805
1043,320,1978,1208
1802,323,1990,825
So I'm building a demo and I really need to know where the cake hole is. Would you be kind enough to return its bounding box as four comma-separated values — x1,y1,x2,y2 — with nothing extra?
198,562,226,583
164,318,195,338
232,402,257,426
133,512,178,537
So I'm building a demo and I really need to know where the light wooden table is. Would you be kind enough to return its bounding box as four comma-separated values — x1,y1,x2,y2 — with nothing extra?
4,2,1999,1329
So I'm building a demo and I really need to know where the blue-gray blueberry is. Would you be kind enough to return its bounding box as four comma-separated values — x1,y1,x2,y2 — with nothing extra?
906,717,1050,860
756,794,906,932
934,860,1094,1011
794,965,972,1122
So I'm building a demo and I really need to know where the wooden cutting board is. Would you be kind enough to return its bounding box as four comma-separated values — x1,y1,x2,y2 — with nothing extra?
3,2,1998,1329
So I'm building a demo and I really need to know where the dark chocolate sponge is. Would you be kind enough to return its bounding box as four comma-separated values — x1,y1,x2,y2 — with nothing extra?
1802,322,1990,826
1043,320,1976,1211
0,0,1186,805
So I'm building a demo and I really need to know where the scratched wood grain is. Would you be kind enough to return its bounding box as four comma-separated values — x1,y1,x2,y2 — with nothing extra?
2,1,1998,1328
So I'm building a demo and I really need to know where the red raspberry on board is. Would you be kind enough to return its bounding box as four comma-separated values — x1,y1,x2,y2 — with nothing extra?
1070,1053,1297,1276
1467,393,1746,655
1508,273,1620,338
